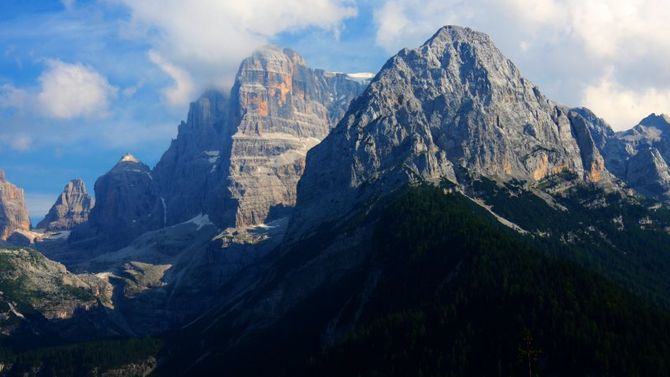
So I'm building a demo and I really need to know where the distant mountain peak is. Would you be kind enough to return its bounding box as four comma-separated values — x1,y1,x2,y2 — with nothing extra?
67,178,86,190
639,113,670,128
428,24,493,45
37,178,93,231
69,151,161,250
0,169,5,182
247,45,307,67
119,153,140,163
112,153,150,173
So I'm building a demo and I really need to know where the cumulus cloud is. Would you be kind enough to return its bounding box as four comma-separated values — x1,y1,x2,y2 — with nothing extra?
37,60,117,119
501,0,670,61
372,0,670,130
584,68,670,131
114,0,357,105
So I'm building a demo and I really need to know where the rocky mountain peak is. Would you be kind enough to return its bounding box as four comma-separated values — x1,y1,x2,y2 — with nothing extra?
114,153,148,170
600,113,670,201
0,170,30,240
425,25,495,52
398,25,530,105
288,25,614,239
37,178,94,231
69,155,162,251
247,45,306,68
152,45,368,231
69,178,86,191
639,113,670,129
119,153,140,164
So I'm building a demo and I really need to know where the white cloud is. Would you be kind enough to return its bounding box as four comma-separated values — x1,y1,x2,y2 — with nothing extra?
374,0,470,52
61,0,75,11
148,50,195,107
501,0,670,60
0,134,32,152
372,0,670,131
584,67,670,131
114,0,357,105
0,84,29,109
503,0,564,26
37,60,117,119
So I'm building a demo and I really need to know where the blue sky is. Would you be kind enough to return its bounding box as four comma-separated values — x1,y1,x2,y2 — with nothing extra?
1,0,670,222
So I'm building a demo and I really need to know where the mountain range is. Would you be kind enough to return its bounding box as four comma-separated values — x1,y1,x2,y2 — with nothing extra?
1,25,670,376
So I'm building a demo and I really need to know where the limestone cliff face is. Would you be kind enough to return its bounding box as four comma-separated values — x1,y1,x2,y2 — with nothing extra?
0,170,30,240
70,154,164,250
37,179,93,231
289,26,614,239
222,46,369,227
152,90,230,229
153,46,369,228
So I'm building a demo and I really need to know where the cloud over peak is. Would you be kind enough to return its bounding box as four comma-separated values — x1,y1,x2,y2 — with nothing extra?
114,0,357,105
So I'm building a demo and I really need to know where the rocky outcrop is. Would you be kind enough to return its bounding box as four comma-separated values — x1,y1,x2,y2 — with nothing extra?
37,179,93,231
601,114,670,200
289,26,614,239
0,170,30,240
151,90,229,231
220,47,370,227
69,154,164,251
71,213,286,334
0,247,112,320
0,246,115,346
153,46,369,229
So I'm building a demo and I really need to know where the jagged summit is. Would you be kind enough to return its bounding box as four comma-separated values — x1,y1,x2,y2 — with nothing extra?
37,178,93,231
426,25,494,48
111,153,150,175
69,178,86,190
639,113,670,128
152,44,368,232
69,153,162,250
0,169,5,181
249,45,307,67
119,153,140,164
289,25,613,239
601,113,670,200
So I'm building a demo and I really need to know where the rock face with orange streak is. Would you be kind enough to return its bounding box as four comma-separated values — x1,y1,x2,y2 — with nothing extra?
0,170,30,240
153,46,370,229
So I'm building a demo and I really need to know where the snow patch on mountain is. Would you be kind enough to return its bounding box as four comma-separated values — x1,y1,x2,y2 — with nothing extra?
187,214,213,231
